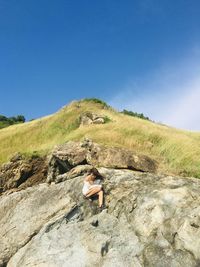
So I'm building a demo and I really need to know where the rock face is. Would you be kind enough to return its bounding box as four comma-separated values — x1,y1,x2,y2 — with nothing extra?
47,140,157,183
0,154,47,194
1,167,200,266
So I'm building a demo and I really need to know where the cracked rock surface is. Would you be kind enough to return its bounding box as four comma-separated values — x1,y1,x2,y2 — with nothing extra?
1,168,200,266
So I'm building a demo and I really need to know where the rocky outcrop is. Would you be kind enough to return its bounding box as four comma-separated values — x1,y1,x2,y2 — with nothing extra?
79,112,107,125
1,168,200,266
0,139,156,193
0,154,47,194
47,139,157,183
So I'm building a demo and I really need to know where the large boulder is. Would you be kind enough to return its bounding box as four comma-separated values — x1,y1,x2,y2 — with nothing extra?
47,139,157,183
46,141,88,183
87,142,157,172
1,168,200,266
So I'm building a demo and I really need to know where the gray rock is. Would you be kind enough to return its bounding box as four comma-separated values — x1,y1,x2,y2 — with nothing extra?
2,168,200,266
0,181,79,266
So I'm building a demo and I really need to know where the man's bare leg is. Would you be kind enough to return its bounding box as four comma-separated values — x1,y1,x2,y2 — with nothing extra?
85,187,101,198
98,190,103,207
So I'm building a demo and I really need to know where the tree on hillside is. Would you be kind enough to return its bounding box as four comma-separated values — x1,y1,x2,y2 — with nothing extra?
15,115,25,122
0,114,26,129
0,115,8,121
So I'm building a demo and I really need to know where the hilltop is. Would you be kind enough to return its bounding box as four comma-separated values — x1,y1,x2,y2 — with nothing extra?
0,98,200,178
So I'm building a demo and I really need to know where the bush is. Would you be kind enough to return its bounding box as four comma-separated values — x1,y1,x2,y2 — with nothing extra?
0,121,10,129
83,98,110,108
121,109,150,121
0,115,8,121
16,115,25,122
104,116,112,123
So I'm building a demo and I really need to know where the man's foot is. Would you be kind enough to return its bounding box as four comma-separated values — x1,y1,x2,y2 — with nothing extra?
98,205,107,212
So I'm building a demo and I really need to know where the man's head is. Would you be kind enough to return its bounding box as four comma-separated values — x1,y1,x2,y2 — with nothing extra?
87,167,99,180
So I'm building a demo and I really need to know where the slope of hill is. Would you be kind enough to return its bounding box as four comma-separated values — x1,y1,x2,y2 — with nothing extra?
0,98,200,178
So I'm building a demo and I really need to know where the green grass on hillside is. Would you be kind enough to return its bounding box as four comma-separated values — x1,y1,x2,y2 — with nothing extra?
0,99,200,178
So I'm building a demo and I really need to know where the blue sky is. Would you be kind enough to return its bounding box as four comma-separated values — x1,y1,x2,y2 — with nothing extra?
1,0,200,130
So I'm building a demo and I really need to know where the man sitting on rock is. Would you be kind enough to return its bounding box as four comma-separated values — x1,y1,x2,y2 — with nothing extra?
82,168,104,211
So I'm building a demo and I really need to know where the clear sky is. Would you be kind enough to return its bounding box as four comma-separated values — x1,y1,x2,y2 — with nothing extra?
1,0,200,131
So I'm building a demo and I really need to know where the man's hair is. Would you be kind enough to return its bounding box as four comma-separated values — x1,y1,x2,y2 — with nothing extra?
87,167,103,179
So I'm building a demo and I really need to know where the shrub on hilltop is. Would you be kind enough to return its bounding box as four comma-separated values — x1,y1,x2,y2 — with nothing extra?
83,98,110,108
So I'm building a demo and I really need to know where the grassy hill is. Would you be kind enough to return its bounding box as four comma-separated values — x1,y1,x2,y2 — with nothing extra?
0,98,200,178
